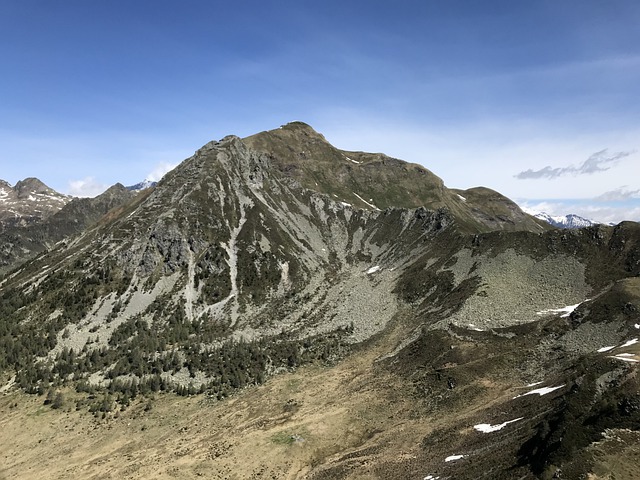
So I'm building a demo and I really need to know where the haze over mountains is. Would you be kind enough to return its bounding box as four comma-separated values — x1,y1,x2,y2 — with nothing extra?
1,122,639,479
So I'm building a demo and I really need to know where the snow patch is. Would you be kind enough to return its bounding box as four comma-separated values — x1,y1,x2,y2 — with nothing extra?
474,417,523,433
0,375,16,394
635,324,640,329
353,192,380,210
457,194,466,202
514,385,565,399
340,201,352,207
445,454,464,462
598,346,616,353
366,265,381,275
423,476,440,480
620,338,638,348
536,301,585,318
609,356,639,363
344,155,361,164
526,381,543,387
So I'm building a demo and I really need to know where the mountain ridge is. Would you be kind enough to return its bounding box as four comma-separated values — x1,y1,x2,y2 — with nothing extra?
245,122,547,233
126,179,157,192
522,208,603,229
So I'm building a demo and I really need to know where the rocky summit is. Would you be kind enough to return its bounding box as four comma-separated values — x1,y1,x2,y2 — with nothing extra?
0,122,639,479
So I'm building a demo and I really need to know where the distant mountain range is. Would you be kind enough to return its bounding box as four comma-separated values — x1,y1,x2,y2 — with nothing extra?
528,211,599,229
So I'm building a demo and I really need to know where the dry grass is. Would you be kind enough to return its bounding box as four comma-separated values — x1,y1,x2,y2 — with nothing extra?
0,318,434,479
2,311,637,479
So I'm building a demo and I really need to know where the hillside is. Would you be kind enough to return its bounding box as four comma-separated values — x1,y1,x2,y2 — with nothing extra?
0,123,638,479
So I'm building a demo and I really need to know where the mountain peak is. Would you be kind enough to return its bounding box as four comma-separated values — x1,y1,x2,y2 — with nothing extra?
526,210,599,229
126,179,157,192
103,182,127,194
244,122,543,232
245,121,330,153
14,177,55,198
0,177,71,226
280,120,323,133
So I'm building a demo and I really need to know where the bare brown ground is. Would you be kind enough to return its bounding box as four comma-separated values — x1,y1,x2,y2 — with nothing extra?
0,317,425,479
584,430,640,480
4,312,629,480
0,312,478,479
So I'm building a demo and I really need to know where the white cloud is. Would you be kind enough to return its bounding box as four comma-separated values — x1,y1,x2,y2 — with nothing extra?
518,200,567,217
67,177,109,198
596,186,640,202
574,204,640,225
146,162,178,182
514,149,634,180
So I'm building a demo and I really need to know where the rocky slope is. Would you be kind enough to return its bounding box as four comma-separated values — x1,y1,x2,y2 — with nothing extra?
0,122,638,479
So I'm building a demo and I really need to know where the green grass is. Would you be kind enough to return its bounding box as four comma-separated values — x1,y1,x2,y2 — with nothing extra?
270,426,309,446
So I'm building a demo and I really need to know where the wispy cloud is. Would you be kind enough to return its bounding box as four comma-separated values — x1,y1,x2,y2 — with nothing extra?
514,149,634,180
596,186,640,202
67,177,108,198
576,204,640,225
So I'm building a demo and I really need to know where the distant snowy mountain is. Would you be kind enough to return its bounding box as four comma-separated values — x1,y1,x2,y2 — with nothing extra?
0,177,72,225
523,209,598,229
126,180,157,192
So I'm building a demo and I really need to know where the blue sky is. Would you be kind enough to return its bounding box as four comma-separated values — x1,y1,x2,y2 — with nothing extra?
1,1,639,223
